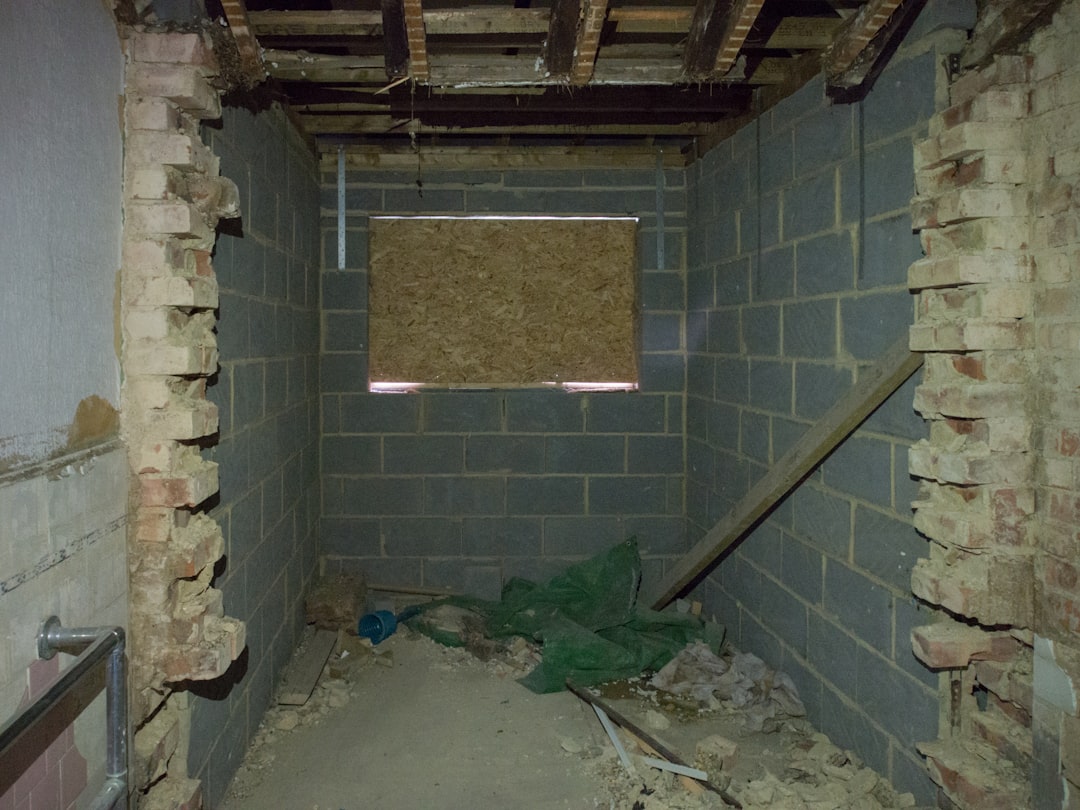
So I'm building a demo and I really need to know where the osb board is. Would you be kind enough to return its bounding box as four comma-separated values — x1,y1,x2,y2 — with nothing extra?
369,217,639,386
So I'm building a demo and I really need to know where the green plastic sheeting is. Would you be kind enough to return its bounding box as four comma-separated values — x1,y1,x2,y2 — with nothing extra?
414,539,725,693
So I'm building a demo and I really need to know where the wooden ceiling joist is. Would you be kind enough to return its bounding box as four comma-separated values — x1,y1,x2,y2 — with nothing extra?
323,144,689,172
571,0,610,86
825,0,928,97
823,0,905,74
713,0,766,76
403,0,430,80
299,114,712,136
543,0,583,79
219,0,267,84
683,0,734,81
381,0,410,77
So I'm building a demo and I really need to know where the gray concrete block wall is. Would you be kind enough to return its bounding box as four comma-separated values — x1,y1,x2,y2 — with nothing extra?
685,18,958,804
320,165,687,595
192,104,322,807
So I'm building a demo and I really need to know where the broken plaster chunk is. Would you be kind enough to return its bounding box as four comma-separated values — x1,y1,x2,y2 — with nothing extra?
643,709,670,731
275,710,299,731
694,733,737,780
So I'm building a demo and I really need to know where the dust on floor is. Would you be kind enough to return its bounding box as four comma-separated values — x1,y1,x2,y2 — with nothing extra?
219,627,928,810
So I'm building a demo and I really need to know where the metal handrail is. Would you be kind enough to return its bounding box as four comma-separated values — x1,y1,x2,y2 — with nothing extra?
0,616,128,810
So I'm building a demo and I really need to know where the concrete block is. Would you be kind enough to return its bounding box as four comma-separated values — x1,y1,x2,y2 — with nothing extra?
319,311,367,352
741,411,771,463
759,132,793,193
423,392,502,433
339,393,420,432
465,435,544,473
583,390,665,432
707,310,740,355
794,104,853,177
792,363,852,423
627,435,683,474
796,230,854,296
317,354,369,393
852,505,925,590
714,358,749,405
808,610,859,695
783,170,835,240
588,475,668,515
381,518,461,557
642,312,682,352
715,256,751,306
824,561,894,655
687,266,715,310
781,535,823,604
506,476,585,515
424,476,505,516
748,359,792,414
321,436,379,475
546,435,625,474
543,517,625,556
784,299,837,359
461,516,542,556
841,291,913,360
863,49,939,144
340,477,423,515
705,400,740,450
862,213,922,289
865,139,918,219
639,352,685,393
687,355,715,399
504,391,583,432
625,515,686,556
823,434,894,509
384,436,463,474
855,645,939,748
757,245,795,301
758,574,809,657
385,188,465,213
760,193,781,247
642,271,684,310
742,304,782,356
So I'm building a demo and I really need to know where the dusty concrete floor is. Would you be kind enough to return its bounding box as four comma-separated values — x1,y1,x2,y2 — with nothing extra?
218,627,927,810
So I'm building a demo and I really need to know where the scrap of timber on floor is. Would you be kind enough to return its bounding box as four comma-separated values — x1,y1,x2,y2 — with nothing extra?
222,0,923,155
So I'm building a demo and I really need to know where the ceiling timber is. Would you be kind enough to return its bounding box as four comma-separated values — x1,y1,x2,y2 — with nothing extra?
205,0,929,161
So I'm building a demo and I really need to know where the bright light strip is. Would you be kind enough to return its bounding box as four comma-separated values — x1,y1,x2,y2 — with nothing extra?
371,215,639,222
370,381,638,393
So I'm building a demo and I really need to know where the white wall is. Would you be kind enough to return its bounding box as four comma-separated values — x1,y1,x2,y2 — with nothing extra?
0,0,128,798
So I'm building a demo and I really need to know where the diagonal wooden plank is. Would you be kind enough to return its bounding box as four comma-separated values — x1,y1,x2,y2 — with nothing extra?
713,0,765,76
402,0,430,80
683,0,734,81
571,0,609,85
825,0,928,98
648,334,924,609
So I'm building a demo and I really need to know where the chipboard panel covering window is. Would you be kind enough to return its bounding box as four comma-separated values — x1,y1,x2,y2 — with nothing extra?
369,216,639,390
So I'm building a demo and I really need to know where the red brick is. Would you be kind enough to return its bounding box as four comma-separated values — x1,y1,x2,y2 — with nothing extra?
127,64,221,119
913,382,1028,419
921,739,1030,810
949,55,1033,107
911,622,1020,669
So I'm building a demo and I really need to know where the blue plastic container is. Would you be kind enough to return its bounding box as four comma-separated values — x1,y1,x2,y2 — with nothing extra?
358,610,397,644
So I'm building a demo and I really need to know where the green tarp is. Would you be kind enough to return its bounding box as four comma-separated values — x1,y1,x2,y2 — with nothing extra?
413,538,725,693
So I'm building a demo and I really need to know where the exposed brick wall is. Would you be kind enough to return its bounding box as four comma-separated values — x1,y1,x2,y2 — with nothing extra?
909,0,1080,805
319,164,688,595
121,32,246,809
684,9,972,801
192,104,322,807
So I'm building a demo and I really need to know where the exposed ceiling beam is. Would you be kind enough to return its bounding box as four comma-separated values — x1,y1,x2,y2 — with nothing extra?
325,145,690,171
403,0,430,81
961,0,1061,70
219,0,267,84
298,114,714,136
571,0,610,86
683,0,733,81
248,9,382,36
543,0,582,80
826,0,927,98
714,0,766,75
823,0,904,74
763,16,843,49
609,7,693,33
381,0,410,78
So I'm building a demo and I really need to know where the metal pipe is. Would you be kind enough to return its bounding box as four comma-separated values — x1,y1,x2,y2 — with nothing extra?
0,617,127,810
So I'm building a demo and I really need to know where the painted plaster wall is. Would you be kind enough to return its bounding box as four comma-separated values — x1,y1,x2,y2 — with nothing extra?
0,0,127,804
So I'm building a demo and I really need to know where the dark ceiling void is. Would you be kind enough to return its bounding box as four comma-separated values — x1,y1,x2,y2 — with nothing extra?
206,0,927,160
